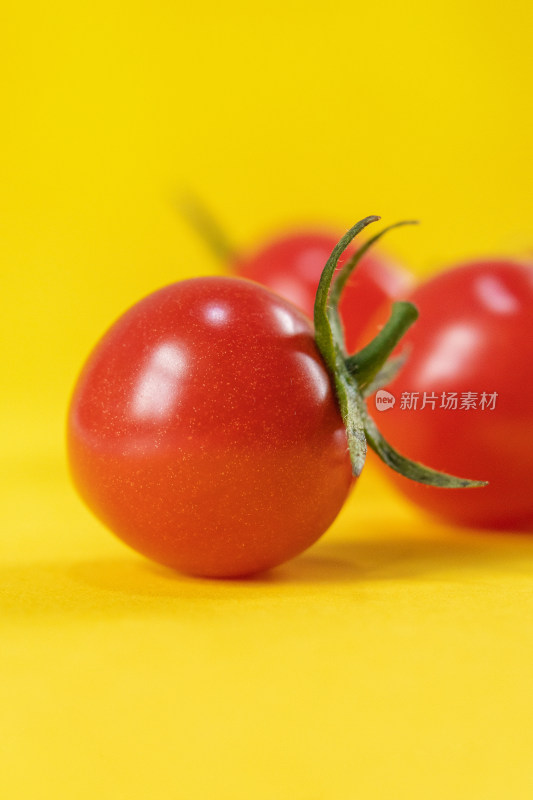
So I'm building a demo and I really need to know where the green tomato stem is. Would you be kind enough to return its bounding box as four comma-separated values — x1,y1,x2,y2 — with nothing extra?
312,216,488,489
329,219,418,310
178,192,238,263
362,408,487,488
346,301,418,389
314,216,381,476
361,353,408,398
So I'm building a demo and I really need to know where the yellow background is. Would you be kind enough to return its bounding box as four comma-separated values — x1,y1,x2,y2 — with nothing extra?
2,1,533,798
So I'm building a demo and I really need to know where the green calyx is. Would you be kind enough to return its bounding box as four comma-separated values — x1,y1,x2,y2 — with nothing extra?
313,217,487,489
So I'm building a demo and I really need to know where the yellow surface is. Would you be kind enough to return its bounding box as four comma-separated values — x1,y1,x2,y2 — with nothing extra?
2,1,533,798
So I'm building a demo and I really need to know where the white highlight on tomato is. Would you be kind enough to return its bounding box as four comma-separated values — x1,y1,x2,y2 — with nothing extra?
270,303,304,336
416,323,482,385
203,302,231,325
132,342,187,420
475,274,520,315
294,352,330,404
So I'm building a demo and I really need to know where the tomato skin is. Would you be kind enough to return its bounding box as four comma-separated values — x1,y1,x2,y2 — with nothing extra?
68,277,353,577
371,260,533,529
235,231,411,352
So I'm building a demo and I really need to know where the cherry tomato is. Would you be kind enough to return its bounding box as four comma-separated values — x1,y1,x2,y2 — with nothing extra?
68,277,353,577
370,259,533,529
236,230,412,352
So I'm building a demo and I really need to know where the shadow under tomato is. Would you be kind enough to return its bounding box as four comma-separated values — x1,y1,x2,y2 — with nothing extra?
3,526,533,624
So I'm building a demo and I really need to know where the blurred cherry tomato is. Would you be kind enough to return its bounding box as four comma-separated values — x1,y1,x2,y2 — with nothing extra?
371,259,533,529
68,277,353,577
236,230,412,352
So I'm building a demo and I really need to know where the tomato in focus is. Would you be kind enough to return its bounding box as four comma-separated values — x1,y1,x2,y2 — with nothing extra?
235,231,412,352
371,260,533,529
68,277,353,577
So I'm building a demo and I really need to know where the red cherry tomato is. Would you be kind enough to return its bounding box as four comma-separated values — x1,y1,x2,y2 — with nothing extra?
235,231,412,352
371,259,533,529
68,277,353,577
